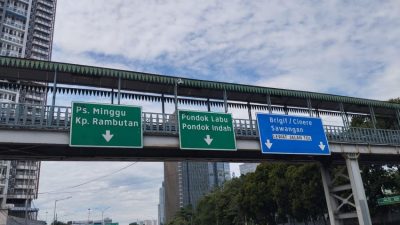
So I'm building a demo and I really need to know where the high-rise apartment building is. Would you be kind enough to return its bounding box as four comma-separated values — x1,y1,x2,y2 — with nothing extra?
0,0,57,220
163,162,230,223
0,0,56,60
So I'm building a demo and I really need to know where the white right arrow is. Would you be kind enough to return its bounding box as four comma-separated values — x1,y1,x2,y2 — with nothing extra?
204,135,213,145
265,139,273,149
102,130,114,142
319,141,326,151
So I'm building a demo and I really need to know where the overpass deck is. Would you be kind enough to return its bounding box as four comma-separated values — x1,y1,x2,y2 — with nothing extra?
0,103,399,161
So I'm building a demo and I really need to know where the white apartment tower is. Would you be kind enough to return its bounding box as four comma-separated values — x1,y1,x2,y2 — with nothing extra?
0,0,57,220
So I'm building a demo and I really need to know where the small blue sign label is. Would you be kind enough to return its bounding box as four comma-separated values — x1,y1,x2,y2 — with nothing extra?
256,114,330,155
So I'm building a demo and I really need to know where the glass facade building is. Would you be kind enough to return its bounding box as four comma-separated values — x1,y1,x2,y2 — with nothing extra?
163,162,230,223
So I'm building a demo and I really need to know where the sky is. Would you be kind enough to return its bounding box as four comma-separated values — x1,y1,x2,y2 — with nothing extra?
35,0,400,224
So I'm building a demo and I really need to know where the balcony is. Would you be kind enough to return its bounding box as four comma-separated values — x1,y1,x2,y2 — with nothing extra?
16,164,38,170
36,12,52,21
32,40,49,49
29,55,46,60
0,50,22,58
4,20,26,31
18,0,30,4
7,194,36,199
31,47,49,56
35,19,51,28
5,5,27,17
15,174,36,179
38,0,54,8
36,5,53,15
1,33,24,45
14,184,36,189
33,25,50,34
33,32,49,41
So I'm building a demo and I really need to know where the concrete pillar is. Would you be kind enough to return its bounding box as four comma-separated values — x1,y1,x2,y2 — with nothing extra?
345,153,372,225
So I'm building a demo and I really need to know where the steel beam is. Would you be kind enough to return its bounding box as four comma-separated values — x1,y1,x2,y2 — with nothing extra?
49,69,58,126
369,106,377,129
247,102,253,133
396,109,400,130
344,153,372,225
174,79,183,114
266,95,272,113
320,164,343,225
307,98,313,117
223,89,228,113
117,76,121,105
161,94,165,122
111,88,114,104
51,69,57,108
339,103,349,128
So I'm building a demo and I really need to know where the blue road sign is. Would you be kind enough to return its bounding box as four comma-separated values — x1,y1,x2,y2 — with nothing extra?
256,114,330,155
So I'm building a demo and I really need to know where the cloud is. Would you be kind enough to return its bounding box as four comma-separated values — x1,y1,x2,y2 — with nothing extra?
36,162,163,225
52,0,400,100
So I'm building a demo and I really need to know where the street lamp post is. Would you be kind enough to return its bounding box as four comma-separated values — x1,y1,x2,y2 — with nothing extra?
100,207,110,225
87,208,91,225
52,196,72,225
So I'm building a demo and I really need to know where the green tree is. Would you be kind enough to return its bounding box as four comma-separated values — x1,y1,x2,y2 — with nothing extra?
351,97,400,218
129,223,139,225
239,163,278,225
195,176,246,225
286,164,327,224
266,163,291,223
167,205,193,225
52,221,68,225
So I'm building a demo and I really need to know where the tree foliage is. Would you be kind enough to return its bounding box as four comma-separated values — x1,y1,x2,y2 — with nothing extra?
168,163,328,225
351,97,400,217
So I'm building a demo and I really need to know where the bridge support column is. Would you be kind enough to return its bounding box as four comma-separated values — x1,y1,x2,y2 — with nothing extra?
345,153,372,225
320,164,343,225
320,155,372,225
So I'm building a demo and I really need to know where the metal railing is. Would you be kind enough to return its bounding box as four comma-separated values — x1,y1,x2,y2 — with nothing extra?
1,103,400,146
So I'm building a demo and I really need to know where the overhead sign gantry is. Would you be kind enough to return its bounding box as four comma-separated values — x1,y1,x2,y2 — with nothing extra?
70,102,143,148
256,114,330,155
178,110,237,151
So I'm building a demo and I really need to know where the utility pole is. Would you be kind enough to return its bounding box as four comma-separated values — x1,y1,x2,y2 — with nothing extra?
53,196,72,225
99,207,110,225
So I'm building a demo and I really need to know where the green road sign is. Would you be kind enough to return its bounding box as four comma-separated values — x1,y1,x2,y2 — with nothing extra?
178,110,237,151
377,195,400,206
70,102,142,148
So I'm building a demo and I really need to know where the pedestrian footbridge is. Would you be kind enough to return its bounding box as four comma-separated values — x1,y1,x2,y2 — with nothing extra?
0,103,399,162
1,56,400,225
